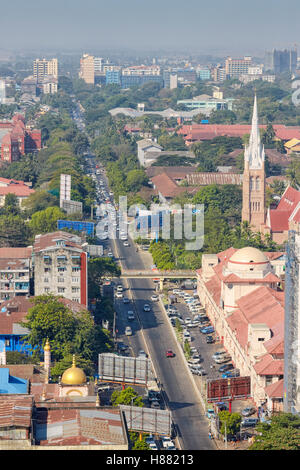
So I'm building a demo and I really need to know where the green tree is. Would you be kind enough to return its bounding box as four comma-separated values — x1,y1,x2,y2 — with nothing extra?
250,413,300,450
111,387,144,407
218,411,242,436
29,206,66,234
0,214,32,247
88,258,121,299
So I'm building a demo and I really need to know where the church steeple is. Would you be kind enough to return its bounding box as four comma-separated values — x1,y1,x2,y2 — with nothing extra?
242,94,266,231
244,94,265,170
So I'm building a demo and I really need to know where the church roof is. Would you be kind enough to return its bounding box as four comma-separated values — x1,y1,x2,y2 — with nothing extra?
269,185,300,232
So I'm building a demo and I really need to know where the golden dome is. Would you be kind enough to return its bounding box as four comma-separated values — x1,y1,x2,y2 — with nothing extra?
44,339,51,351
61,355,86,385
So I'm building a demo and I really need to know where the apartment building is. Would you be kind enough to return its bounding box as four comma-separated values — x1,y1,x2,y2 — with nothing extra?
79,54,95,84
33,58,58,82
225,56,252,79
122,65,161,76
33,232,88,307
0,248,32,303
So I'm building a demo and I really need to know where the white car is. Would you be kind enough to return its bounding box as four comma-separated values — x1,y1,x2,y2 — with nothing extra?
161,437,173,449
151,294,159,301
125,326,132,336
149,442,158,450
107,252,113,257
123,241,129,246
143,304,151,312
115,292,123,299
120,235,127,241
117,285,123,292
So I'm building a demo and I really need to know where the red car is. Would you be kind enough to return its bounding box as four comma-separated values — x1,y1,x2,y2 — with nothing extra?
166,350,175,358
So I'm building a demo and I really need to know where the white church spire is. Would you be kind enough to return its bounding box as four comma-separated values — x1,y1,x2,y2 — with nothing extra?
244,94,265,169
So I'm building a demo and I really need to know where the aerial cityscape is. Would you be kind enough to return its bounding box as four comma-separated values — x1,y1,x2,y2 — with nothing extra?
0,0,299,455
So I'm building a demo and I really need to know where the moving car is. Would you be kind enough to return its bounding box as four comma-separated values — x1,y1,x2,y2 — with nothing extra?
166,350,175,358
115,292,123,298
123,297,130,304
127,311,135,321
123,241,129,247
206,409,215,419
151,294,159,301
150,400,160,409
125,326,132,336
143,304,151,312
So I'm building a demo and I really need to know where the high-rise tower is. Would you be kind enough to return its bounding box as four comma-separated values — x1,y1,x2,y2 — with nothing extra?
242,95,266,231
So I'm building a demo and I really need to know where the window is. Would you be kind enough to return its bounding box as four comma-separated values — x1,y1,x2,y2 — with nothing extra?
72,277,79,283
44,278,49,283
44,287,50,293
258,337,265,342
72,298,79,303
44,268,50,273
72,267,80,272
58,287,65,293
57,277,64,283
256,177,260,191
72,287,80,293
58,267,66,273
250,176,254,190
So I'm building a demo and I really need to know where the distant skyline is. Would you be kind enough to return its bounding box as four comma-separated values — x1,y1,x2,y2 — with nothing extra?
0,0,299,56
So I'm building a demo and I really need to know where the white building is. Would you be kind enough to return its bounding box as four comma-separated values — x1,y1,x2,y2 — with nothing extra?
137,139,163,167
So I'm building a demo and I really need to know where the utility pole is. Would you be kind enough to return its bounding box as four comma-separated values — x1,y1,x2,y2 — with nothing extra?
224,421,228,450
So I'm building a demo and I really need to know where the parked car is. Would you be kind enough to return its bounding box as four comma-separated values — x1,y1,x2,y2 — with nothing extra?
188,357,201,365
200,326,215,334
206,409,215,419
138,350,148,358
215,402,228,412
161,437,173,448
222,369,240,378
206,335,215,344
149,442,158,450
212,351,227,361
214,354,231,364
241,407,257,417
241,418,259,428
151,294,159,301
218,363,234,373
151,400,161,409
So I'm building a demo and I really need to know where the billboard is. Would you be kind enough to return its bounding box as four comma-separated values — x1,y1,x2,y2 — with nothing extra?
206,376,251,402
57,220,95,236
120,405,172,436
62,199,83,215
60,174,71,207
98,353,155,385
86,244,104,257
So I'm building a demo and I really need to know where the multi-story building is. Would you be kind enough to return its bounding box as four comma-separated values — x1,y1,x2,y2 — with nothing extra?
0,248,32,303
122,65,161,76
105,70,121,86
0,114,41,163
225,56,252,79
196,67,211,80
284,231,300,415
177,94,234,112
197,246,285,411
265,48,297,74
33,232,88,308
0,80,6,104
33,58,58,82
211,65,226,82
0,177,35,208
79,54,95,84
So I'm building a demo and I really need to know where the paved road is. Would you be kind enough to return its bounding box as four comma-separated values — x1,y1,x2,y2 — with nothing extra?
77,115,215,450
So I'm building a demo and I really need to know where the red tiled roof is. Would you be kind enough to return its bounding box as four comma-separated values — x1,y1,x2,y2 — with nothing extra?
33,231,83,252
264,378,284,399
0,184,35,197
254,353,284,376
269,186,300,231
0,247,32,259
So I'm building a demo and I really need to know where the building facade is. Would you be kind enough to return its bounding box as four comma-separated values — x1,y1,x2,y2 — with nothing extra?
0,248,32,303
283,231,300,415
33,232,88,307
197,246,285,409
225,56,252,79
79,54,95,84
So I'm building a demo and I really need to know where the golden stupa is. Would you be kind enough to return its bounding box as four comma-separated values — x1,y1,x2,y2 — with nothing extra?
61,355,86,385
44,338,51,351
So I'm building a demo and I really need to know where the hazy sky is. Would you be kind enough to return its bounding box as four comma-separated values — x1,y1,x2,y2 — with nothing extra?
1,0,300,55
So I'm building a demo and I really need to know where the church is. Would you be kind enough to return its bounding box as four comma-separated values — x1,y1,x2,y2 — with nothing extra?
242,95,300,244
